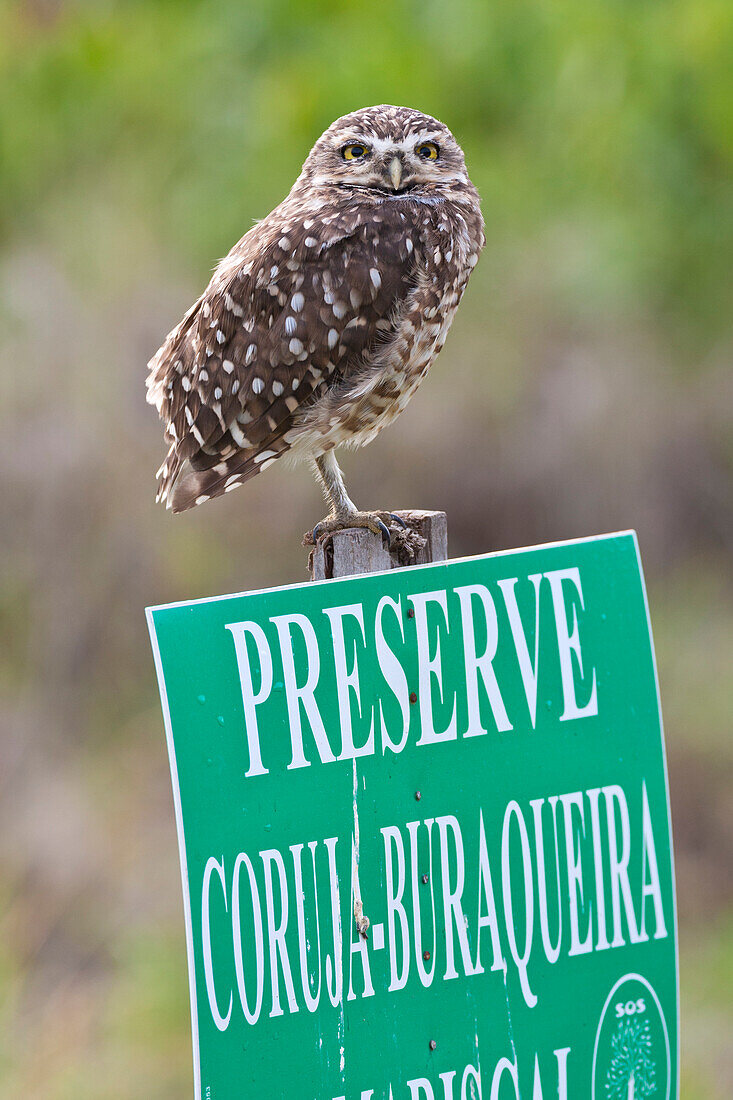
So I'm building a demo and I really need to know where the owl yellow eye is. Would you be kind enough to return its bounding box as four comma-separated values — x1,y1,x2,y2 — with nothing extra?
342,143,369,161
416,142,439,160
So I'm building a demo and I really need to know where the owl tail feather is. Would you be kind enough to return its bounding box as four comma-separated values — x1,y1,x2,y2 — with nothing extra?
155,447,184,507
168,438,291,513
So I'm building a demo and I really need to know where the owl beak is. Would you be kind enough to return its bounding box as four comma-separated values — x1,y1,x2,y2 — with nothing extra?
388,157,403,191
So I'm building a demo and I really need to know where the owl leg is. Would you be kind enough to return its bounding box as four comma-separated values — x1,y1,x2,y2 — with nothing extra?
311,451,405,546
314,450,357,518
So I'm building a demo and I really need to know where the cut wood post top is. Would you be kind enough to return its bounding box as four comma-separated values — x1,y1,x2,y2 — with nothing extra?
309,510,447,580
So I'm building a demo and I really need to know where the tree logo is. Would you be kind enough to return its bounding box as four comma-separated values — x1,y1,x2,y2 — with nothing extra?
592,974,671,1100
606,1014,656,1098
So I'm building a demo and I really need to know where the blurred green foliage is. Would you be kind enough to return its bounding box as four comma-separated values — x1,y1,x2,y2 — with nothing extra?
0,1,731,1097
1,0,732,340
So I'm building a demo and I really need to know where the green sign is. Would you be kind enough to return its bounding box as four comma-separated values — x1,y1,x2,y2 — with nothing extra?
147,531,678,1100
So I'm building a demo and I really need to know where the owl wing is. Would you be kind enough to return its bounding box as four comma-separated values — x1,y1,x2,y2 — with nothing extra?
146,200,413,511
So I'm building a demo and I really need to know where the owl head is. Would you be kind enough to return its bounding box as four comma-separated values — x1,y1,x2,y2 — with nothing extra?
300,105,470,195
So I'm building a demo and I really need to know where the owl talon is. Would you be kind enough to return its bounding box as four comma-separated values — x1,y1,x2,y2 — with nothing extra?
309,511,401,547
389,513,408,530
376,519,391,547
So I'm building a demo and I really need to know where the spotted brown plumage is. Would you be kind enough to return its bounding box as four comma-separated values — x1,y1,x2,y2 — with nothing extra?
147,105,484,524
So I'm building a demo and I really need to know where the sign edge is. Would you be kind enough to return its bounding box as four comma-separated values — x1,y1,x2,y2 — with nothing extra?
146,606,203,1100
629,531,681,1098
144,528,639,616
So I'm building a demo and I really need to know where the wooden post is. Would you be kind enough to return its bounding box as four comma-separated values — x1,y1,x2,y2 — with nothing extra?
309,510,448,580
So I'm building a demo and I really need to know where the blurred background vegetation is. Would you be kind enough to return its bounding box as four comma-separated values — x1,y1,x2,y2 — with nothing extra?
1,0,731,1095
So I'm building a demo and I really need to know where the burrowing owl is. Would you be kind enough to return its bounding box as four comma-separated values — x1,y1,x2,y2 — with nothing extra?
147,105,484,540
